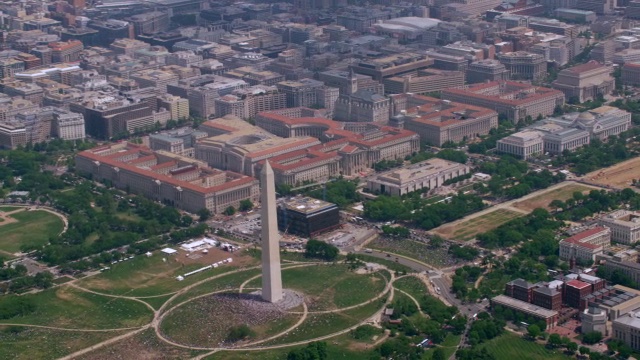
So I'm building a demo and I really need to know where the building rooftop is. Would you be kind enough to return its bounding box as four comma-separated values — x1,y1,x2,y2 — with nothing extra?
491,295,558,318
566,279,591,290
279,196,337,214
561,227,609,249
373,158,468,186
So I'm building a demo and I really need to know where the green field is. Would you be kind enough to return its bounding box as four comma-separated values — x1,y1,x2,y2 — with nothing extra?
206,340,378,360
263,299,385,345
423,333,461,360
244,264,388,311
393,276,429,301
0,326,130,360
74,328,206,360
369,237,455,268
163,268,263,309
0,206,20,212
0,286,153,329
77,251,259,297
160,292,303,348
0,210,64,253
435,208,523,241
480,333,572,360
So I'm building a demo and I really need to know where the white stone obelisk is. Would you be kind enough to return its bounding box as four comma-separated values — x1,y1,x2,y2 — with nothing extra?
261,161,283,303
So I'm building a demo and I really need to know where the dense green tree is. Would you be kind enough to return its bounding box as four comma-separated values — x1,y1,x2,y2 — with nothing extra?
239,199,254,212
197,208,212,221
432,348,446,360
527,324,541,338
304,239,339,261
582,331,603,345
287,342,328,360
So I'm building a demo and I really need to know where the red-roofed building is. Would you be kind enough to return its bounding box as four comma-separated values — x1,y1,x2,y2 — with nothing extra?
559,226,611,264
552,61,614,103
76,142,259,214
389,94,499,146
441,81,564,123
565,279,593,308
254,109,420,184
48,40,84,63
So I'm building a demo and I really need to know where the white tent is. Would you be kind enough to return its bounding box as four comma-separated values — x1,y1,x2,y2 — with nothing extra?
161,248,178,255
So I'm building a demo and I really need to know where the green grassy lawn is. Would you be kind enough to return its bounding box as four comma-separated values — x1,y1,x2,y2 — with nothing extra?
0,326,130,360
354,254,413,274
0,206,20,212
160,293,303,348
115,211,144,222
369,237,454,268
140,294,174,311
243,264,387,311
73,328,206,360
0,286,153,329
393,276,429,301
423,333,461,360
0,210,64,253
205,341,378,360
480,333,573,360
77,251,258,297
163,268,262,310
263,298,386,345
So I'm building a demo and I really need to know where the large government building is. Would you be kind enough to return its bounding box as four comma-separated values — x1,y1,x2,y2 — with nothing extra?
442,81,565,123
254,109,420,185
76,142,259,214
367,158,470,196
496,106,631,159
390,94,499,146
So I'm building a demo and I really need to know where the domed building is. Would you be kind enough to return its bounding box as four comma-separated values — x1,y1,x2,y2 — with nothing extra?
496,105,631,158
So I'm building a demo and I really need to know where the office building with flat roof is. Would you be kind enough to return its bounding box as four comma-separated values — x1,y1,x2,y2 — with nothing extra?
255,109,420,182
195,115,322,178
559,227,611,263
367,158,470,196
491,295,559,329
442,81,565,123
598,210,640,244
277,197,340,237
497,130,544,159
383,69,465,96
613,312,640,350
496,51,547,81
391,94,498,146
466,60,510,84
552,61,614,103
76,143,259,214
350,53,434,81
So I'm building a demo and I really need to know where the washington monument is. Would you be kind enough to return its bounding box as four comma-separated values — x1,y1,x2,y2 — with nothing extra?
260,161,283,303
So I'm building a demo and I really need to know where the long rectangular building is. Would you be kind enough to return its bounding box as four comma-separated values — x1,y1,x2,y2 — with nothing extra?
442,81,565,123
76,143,259,214
390,94,499,146
367,158,470,196
491,294,559,329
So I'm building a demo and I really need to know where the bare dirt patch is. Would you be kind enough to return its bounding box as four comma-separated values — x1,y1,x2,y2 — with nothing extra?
582,156,640,189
